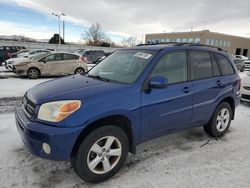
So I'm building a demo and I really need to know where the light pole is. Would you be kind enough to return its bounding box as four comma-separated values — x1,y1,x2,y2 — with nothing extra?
52,12,65,44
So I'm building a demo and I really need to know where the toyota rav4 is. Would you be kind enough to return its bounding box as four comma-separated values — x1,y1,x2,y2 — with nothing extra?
15,43,241,183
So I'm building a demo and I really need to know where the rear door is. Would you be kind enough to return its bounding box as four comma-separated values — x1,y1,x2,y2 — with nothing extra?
61,53,80,74
141,50,193,140
189,50,224,125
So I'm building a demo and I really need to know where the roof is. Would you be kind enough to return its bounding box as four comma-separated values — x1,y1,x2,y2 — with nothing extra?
125,43,226,52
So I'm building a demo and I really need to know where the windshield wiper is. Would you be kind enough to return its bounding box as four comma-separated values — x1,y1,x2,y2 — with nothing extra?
87,74,110,82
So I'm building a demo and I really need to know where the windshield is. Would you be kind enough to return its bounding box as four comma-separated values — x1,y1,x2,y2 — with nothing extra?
88,50,156,84
31,53,50,60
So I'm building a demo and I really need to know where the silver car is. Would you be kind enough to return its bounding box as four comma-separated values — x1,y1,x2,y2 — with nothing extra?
14,52,88,79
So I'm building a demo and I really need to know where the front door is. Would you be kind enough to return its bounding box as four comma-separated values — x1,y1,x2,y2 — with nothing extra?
141,51,193,140
44,53,63,75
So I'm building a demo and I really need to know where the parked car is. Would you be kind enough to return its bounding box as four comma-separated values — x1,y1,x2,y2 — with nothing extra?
0,46,20,65
6,52,51,70
241,72,250,102
15,44,241,183
234,55,248,61
10,49,29,58
81,50,106,63
243,60,250,71
17,49,51,58
234,59,245,72
14,52,88,79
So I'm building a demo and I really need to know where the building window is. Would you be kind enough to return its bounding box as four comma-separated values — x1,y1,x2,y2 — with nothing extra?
176,38,181,42
182,38,187,42
210,39,215,46
215,40,219,46
206,39,210,45
219,40,223,47
194,38,200,44
188,38,193,43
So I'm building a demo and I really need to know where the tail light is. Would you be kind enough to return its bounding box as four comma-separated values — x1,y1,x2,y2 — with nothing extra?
80,56,87,63
7,52,11,58
236,79,241,95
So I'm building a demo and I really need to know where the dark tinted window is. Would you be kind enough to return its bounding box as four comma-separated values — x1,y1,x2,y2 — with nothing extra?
190,51,212,80
151,51,187,84
63,53,78,60
211,53,220,76
215,53,234,75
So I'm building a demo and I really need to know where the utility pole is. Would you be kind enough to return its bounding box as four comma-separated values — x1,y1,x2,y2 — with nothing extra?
63,20,65,42
52,12,65,45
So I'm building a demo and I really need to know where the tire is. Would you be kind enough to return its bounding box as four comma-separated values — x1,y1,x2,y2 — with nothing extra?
204,102,232,138
74,68,85,75
71,126,129,183
27,67,40,79
240,67,245,72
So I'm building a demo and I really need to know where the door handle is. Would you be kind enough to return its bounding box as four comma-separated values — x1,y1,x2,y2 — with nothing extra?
216,80,222,86
182,86,191,93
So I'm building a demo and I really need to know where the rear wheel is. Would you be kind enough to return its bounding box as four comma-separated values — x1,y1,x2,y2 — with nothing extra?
27,67,40,79
204,102,232,137
71,126,129,183
74,68,85,75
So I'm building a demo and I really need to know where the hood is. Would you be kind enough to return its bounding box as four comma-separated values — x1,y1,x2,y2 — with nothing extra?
26,74,125,104
7,57,29,64
13,58,32,66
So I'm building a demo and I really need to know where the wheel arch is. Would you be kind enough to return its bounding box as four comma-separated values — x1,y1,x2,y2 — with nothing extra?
218,96,235,120
71,115,135,158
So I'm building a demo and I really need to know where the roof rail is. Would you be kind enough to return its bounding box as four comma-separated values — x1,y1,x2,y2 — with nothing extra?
137,42,225,51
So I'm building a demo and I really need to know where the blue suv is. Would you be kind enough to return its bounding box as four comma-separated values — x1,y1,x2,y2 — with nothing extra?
15,43,241,183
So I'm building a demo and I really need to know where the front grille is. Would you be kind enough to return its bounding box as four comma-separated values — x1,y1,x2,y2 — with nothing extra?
243,86,250,90
22,96,36,118
242,94,250,100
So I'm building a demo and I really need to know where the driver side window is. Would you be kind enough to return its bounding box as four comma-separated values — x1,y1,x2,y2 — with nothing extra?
151,51,188,84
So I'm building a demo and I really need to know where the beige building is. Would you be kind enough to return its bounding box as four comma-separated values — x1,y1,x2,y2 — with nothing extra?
145,30,250,58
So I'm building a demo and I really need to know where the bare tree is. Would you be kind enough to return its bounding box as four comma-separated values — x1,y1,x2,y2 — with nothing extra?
121,36,138,47
82,23,109,46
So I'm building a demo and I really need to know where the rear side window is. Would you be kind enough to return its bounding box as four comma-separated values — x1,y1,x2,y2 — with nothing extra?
151,51,188,84
189,51,212,80
215,53,234,75
211,53,221,76
63,53,78,60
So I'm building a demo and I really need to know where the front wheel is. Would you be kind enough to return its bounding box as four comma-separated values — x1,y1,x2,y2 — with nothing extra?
240,67,245,72
74,68,85,75
27,67,40,79
71,126,129,183
204,102,232,137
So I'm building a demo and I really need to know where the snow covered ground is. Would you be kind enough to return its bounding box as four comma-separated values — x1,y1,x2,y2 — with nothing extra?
0,103,250,188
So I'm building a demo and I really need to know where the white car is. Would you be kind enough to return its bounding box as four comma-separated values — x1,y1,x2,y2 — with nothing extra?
17,49,51,58
241,72,250,102
234,55,248,61
243,61,250,71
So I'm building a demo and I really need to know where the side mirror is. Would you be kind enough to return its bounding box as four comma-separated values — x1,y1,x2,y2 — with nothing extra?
149,76,168,89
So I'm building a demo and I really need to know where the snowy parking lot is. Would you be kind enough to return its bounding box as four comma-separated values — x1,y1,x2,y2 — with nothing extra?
0,66,250,188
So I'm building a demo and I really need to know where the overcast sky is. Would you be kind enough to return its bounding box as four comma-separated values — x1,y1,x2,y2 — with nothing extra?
0,0,250,42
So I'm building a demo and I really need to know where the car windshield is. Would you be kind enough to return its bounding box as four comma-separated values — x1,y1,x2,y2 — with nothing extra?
88,50,156,84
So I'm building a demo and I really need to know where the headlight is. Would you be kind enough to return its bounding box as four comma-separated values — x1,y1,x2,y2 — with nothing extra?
38,100,81,122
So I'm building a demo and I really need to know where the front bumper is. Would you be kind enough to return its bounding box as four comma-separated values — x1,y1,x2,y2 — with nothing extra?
240,86,250,102
15,108,83,161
